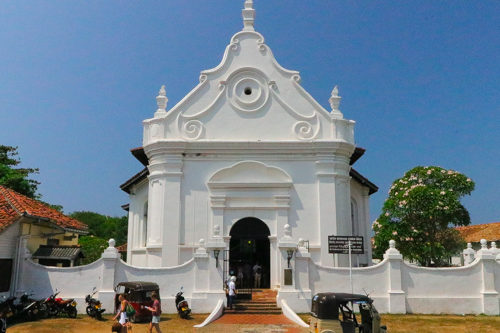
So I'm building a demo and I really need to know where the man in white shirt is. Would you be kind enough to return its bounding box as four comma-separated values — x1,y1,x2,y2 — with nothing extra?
228,276,237,309
253,262,262,288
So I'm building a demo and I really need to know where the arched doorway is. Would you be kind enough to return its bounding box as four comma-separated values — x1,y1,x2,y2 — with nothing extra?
229,217,270,289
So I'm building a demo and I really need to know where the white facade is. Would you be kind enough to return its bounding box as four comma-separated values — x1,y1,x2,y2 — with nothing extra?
125,1,374,282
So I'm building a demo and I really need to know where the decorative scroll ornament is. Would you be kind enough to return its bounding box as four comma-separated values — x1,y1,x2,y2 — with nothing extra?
293,121,316,140
182,120,204,140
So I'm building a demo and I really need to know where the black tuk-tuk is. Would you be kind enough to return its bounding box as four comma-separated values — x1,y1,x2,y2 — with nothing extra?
114,281,160,323
309,293,387,333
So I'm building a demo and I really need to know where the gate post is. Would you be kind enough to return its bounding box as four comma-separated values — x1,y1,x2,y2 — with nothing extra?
383,240,406,314
476,239,500,315
100,239,120,313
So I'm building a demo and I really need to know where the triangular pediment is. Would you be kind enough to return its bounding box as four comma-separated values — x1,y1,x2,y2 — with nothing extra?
143,5,354,145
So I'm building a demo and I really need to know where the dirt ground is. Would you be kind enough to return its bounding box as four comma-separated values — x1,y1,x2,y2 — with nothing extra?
6,313,500,333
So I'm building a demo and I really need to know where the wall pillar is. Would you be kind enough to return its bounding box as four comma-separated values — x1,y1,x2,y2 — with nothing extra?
99,239,120,312
383,240,406,314
476,239,500,315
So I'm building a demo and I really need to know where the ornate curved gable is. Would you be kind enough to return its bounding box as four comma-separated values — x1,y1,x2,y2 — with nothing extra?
143,1,354,144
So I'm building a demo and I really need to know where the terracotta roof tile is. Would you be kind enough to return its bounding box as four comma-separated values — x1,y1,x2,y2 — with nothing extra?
0,185,88,233
456,222,500,243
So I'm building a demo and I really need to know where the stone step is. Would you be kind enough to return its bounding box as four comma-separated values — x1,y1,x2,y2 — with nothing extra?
224,308,282,315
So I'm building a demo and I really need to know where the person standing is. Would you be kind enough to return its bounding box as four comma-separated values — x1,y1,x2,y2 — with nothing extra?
253,262,262,288
146,292,162,333
112,294,130,333
227,276,237,310
0,311,6,333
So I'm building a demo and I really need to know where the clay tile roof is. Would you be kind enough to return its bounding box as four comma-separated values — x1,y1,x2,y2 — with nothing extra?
116,243,127,252
0,185,88,233
455,222,500,243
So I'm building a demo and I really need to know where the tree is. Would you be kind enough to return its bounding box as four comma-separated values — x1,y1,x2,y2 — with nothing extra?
0,145,40,198
72,211,128,244
372,166,475,266
78,236,109,265
72,211,128,264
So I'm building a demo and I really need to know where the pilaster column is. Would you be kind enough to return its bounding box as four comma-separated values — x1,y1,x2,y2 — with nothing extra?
383,240,406,314
210,195,226,239
316,155,351,267
146,147,183,267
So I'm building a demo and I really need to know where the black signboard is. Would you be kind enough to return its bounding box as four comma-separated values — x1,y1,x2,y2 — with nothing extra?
328,236,364,254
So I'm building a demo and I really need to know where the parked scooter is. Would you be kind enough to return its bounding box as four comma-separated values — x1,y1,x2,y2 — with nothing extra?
175,287,191,319
44,291,77,318
85,287,105,320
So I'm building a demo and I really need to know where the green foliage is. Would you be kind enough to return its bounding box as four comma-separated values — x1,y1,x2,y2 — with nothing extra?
373,166,474,266
0,145,40,198
78,236,109,265
71,211,128,245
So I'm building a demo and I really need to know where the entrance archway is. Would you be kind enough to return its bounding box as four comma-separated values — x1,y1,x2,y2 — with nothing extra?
229,217,270,289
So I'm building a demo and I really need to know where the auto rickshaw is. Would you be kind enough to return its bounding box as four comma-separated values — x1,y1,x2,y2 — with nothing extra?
309,293,387,333
114,281,160,323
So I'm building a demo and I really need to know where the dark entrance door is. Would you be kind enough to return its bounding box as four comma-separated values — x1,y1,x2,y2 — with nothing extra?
229,217,270,289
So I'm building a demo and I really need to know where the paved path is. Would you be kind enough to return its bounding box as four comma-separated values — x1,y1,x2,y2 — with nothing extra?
197,313,308,332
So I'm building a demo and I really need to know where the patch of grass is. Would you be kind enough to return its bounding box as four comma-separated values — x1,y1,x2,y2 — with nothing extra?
298,313,500,333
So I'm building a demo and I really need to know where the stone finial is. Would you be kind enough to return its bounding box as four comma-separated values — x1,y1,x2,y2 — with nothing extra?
383,239,402,259
480,239,487,250
490,241,499,256
284,224,292,238
102,238,119,259
213,225,220,237
155,85,168,117
195,238,207,255
463,242,475,265
242,0,255,31
329,85,341,110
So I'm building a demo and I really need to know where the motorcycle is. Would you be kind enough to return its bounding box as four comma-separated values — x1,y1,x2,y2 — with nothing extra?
85,287,105,320
175,287,191,319
45,291,77,318
18,293,46,321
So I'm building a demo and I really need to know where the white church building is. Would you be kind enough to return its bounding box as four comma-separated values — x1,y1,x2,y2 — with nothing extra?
121,0,377,291
13,2,499,318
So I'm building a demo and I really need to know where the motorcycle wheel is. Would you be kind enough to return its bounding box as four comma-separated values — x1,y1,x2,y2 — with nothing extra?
86,306,94,317
38,303,49,319
48,306,59,317
96,311,102,320
129,314,137,323
67,306,77,318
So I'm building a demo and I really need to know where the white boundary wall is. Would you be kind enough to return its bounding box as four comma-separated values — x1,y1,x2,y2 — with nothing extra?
278,240,500,315
17,240,500,315
17,240,225,314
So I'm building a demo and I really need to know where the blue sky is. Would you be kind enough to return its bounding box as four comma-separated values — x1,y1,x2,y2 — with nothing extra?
0,1,498,224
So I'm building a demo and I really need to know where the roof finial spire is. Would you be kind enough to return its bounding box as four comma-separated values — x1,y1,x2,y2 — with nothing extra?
329,85,344,118
155,85,168,117
242,0,255,31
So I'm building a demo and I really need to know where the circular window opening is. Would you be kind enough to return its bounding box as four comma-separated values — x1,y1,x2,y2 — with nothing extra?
244,87,252,95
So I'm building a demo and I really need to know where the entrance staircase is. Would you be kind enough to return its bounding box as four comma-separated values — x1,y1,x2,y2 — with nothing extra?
225,289,281,315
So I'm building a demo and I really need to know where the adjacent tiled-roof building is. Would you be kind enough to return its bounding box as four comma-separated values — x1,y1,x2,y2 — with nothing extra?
0,185,88,233
456,222,500,243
